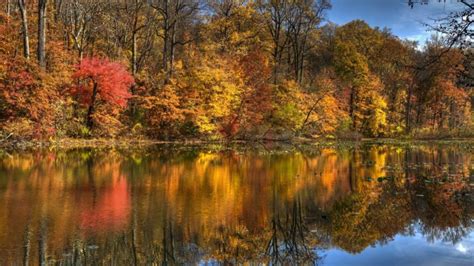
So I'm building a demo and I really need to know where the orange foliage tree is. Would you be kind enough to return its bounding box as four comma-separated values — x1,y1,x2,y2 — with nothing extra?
0,13,67,139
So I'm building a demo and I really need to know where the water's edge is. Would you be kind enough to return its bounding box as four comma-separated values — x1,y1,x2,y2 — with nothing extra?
2,137,474,151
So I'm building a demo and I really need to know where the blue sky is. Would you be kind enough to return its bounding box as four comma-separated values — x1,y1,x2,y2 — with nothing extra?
327,0,466,44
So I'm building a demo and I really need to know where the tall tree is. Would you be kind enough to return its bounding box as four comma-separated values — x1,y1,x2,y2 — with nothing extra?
18,0,30,59
149,0,199,82
108,0,152,76
286,0,330,83
58,0,103,59
128,0,147,75
37,0,48,69
259,0,291,84
205,0,263,54
334,20,388,136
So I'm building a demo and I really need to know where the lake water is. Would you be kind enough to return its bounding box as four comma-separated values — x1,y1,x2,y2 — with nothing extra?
0,143,473,265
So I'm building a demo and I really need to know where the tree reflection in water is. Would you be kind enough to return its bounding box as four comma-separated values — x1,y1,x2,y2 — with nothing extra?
0,143,472,264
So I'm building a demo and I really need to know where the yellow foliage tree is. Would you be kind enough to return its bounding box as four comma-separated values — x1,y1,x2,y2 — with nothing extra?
180,51,247,137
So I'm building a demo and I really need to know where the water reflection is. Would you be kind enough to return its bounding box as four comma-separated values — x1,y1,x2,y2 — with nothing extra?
0,143,472,264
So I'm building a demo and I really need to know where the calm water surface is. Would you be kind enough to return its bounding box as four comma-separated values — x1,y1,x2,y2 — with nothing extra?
0,143,473,265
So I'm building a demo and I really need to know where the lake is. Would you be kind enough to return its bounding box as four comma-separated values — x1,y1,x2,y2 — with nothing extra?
0,142,473,265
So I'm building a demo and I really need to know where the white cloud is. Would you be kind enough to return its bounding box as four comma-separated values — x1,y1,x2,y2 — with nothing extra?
455,243,468,254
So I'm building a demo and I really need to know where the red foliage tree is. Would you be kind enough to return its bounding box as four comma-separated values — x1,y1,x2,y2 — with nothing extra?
72,57,134,129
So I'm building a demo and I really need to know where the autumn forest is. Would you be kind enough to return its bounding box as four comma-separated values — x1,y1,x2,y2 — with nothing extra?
0,0,473,143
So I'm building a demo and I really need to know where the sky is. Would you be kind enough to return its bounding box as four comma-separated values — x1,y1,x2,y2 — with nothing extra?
327,0,467,44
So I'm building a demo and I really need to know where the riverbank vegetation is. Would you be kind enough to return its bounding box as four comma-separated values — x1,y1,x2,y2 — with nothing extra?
0,1,473,144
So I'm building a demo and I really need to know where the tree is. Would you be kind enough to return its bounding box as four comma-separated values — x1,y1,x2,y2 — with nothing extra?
18,0,30,60
6,0,11,20
149,0,199,82
71,57,134,130
234,48,274,138
95,0,152,76
272,80,305,134
185,54,245,137
204,0,264,55
200,2,272,138
286,0,331,83
57,0,104,59
409,0,473,49
411,40,469,131
259,0,291,84
258,0,331,84
333,35,369,131
298,69,345,136
37,0,48,69
126,0,149,76
333,21,388,136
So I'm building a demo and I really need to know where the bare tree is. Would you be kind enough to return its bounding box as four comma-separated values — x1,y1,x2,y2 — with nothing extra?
259,0,291,84
149,0,199,82
58,0,103,59
53,0,64,22
287,0,330,83
259,0,330,84
129,0,148,75
409,0,473,49
115,0,151,75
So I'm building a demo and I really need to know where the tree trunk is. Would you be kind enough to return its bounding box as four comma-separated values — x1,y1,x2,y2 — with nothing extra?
18,0,30,60
161,0,169,81
271,12,282,85
6,0,11,20
448,100,455,128
23,223,31,266
405,85,413,133
132,31,137,75
38,0,48,69
38,218,47,266
162,32,169,82
78,48,83,60
349,86,356,129
169,21,176,80
273,45,279,84
86,82,98,129
53,0,62,22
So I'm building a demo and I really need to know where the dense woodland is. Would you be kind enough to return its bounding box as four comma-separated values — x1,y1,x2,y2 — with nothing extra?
0,0,473,141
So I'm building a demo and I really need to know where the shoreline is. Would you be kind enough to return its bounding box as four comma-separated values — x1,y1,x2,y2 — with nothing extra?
1,137,474,150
